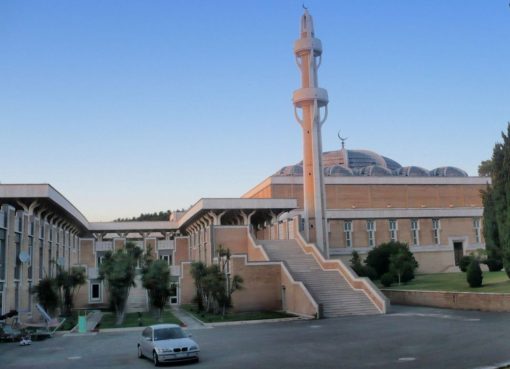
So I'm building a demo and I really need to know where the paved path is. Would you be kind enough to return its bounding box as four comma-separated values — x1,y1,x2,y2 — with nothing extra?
2,305,510,369
171,306,207,329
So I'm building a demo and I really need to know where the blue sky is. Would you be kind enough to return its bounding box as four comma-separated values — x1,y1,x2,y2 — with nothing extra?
1,1,509,221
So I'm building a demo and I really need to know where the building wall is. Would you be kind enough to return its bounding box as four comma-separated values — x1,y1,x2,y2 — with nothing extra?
230,256,282,312
248,182,485,210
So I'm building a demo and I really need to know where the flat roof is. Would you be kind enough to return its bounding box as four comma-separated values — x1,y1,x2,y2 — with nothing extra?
177,198,298,228
242,175,491,198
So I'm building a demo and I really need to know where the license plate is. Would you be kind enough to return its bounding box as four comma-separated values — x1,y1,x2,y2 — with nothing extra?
176,353,187,358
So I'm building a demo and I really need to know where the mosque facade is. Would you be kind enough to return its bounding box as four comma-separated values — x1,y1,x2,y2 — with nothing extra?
0,10,489,320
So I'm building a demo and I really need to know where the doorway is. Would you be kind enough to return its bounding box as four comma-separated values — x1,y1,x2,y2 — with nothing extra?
453,241,464,266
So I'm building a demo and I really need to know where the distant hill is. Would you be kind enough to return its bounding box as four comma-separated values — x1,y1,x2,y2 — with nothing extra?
114,210,171,222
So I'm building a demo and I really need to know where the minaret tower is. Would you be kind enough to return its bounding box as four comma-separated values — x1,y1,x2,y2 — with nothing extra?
292,9,329,255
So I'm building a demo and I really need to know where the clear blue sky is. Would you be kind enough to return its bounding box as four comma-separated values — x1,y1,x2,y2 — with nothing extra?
1,1,509,221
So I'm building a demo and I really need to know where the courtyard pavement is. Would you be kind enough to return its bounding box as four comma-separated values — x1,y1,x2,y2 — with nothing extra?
2,305,510,369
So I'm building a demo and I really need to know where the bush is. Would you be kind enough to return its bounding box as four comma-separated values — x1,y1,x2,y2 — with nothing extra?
485,258,503,272
350,251,377,280
365,241,418,281
466,259,483,288
380,273,394,287
459,255,474,272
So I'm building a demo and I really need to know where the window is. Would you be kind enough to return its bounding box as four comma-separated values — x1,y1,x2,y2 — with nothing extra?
39,240,44,279
90,281,102,302
14,282,19,310
366,220,376,247
343,221,353,247
389,219,398,242
14,233,21,280
159,254,171,265
28,236,33,280
473,218,481,244
411,219,419,246
0,210,5,229
97,255,105,267
432,219,441,245
0,230,5,280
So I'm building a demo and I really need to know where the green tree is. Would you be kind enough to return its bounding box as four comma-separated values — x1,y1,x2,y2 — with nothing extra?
55,266,86,316
478,159,493,177
31,277,59,315
365,241,418,281
190,246,243,316
483,123,510,277
482,187,503,271
142,259,173,321
389,250,417,285
99,241,142,325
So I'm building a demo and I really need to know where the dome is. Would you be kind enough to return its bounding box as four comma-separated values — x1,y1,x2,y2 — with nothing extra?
430,167,468,177
347,150,388,169
357,165,393,176
325,165,354,177
382,156,402,171
396,166,430,177
275,164,303,176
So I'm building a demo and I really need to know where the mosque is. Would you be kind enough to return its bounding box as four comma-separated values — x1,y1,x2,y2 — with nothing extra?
0,10,488,319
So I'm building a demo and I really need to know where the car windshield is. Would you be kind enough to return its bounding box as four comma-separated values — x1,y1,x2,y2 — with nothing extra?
154,327,186,341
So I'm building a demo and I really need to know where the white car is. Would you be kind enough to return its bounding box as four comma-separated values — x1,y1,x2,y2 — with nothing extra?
137,324,200,366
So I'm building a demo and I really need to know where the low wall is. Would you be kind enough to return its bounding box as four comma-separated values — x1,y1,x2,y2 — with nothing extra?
383,289,510,312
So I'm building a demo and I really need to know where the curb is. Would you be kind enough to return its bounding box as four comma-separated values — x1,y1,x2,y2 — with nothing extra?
193,315,311,327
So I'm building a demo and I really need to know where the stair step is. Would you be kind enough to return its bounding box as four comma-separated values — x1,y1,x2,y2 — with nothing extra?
261,239,381,317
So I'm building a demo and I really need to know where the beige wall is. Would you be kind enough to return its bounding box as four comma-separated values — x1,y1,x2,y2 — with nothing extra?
230,256,282,312
247,182,485,210
214,227,249,255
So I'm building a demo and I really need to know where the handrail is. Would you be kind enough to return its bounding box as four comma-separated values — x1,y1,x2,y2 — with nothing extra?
292,216,389,314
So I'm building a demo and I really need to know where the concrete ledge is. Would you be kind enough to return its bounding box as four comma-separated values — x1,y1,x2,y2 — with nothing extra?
383,289,510,312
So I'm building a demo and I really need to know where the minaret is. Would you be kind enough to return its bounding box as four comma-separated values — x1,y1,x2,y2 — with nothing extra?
292,9,329,256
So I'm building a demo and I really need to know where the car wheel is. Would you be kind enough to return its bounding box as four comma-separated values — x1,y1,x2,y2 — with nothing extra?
153,351,160,367
138,345,143,359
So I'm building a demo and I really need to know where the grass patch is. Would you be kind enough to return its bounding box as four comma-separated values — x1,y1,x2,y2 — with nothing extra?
181,305,296,323
98,309,181,329
381,271,510,293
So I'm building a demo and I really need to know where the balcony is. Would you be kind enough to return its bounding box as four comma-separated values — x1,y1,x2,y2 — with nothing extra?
157,240,174,250
170,265,181,276
95,241,113,252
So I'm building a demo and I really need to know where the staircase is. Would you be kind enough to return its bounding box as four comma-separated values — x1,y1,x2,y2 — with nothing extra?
260,240,380,317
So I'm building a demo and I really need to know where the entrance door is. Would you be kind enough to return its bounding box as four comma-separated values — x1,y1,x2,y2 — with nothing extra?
453,241,464,266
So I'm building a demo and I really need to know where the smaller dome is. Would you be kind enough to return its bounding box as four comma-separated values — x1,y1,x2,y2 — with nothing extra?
430,167,468,177
358,165,393,176
275,164,303,176
396,166,430,177
325,165,354,177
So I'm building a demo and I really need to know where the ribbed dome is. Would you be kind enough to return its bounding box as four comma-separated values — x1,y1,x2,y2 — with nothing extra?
430,167,468,177
325,165,354,177
275,164,303,176
357,165,393,176
272,149,469,178
396,166,430,177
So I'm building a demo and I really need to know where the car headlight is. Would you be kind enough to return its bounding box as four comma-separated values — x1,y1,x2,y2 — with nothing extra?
189,346,198,351
155,348,173,354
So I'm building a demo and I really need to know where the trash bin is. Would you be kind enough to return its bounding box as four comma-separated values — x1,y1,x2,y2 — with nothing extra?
78,314,87,333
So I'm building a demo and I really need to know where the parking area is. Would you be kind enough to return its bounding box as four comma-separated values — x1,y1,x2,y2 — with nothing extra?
2,306,510,369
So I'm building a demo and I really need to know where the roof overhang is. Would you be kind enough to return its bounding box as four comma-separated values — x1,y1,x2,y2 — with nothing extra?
177,198,298,229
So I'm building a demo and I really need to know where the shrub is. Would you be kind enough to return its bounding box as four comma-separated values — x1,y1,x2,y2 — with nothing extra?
365,241,418,280
485,258,503,272
466,259,483,288
380,273,394,287
350,251,377,280
459,255,474,272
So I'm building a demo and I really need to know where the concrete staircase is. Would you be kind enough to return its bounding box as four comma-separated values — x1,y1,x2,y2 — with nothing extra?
260,239,380,317
126,275,148,312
